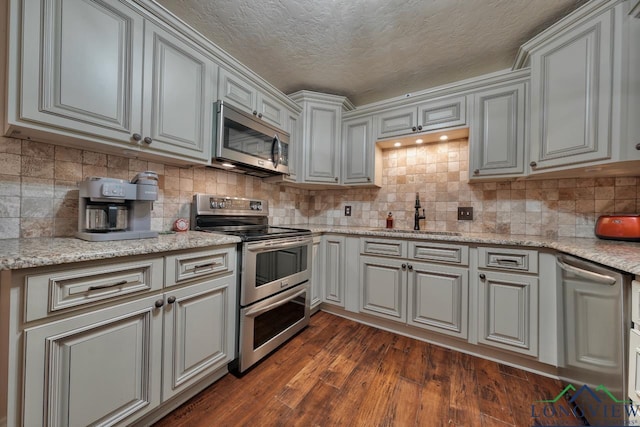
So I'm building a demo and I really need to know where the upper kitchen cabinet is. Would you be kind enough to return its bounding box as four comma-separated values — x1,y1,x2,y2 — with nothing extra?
521,0,640,176
289,91,355,185
218,68,288,130
469,79,528,180
374,95,467,140
7,0,216,164
341,114,382,186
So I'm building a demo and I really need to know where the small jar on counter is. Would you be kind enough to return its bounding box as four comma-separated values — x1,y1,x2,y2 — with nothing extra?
386,212,393,229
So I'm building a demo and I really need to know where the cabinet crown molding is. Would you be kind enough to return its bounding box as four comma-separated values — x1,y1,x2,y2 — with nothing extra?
289,90,355,111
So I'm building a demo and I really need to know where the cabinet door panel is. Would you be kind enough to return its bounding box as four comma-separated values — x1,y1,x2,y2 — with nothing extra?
23,296,162,427
470,83,525,177
163,277,232,400
530,11,613,170
418,95,467,131
21,0,143,139
143,22,214,160
408,263,468,338
342,116,373,184
478,272,538,356
257,94,286,128
310,237,322,309
305,105,340,182
360,256,405,322
323,236,345,306
375,106,417,139
218,68,256,113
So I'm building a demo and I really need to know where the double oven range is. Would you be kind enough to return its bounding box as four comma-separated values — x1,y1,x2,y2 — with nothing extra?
191,195,312,373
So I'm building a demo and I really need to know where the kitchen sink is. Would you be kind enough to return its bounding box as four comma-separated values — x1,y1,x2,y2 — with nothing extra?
370,229,462,236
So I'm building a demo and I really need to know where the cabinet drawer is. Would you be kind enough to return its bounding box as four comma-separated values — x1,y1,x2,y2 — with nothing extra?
360,238,406,258
478,247,538,273
165,247,233,287
409,241,469,265
24,258,164,322
632,281,640,326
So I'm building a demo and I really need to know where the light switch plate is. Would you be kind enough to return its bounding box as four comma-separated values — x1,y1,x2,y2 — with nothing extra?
345,206,352,216
458,207,473,220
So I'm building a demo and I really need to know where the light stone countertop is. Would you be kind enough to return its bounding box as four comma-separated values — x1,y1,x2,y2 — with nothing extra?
1,227,639,275
302,225,640,275
0,231,240,270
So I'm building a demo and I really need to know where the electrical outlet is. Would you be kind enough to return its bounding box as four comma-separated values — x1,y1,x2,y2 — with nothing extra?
457,207,473,220
344,206,352,216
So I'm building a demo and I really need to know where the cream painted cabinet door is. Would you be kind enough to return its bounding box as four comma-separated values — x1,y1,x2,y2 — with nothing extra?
342,116,375,185
360,256,406,323
470,82,526,179
374,105,418,139
22,295,163,427
162,275,234,400
529,9,614,172
19,0,144,144
407,262,469,339
304,103,342,183
477,271,538,357
310,236,323,309
141,21,216,161
322,235,345,306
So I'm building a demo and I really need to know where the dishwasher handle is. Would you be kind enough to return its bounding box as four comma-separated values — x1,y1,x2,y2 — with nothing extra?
557,258,617,286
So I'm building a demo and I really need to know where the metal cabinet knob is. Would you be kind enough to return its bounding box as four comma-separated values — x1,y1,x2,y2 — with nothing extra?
530,161,537,168
154,299,164,308
401,263,407,270
473,169,480,175
636,143,640,150
167,296,176,304
366,177,371,181
132,133,142,142
252,110,258,116
258,113,263,118
417,125,423,131
408,264,413,271
334,177,339,182
143,137,153,145
479,273,486,280
411,126,417,132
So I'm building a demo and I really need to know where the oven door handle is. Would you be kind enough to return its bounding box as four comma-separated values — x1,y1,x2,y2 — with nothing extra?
247,237,313,252
244,287,307,318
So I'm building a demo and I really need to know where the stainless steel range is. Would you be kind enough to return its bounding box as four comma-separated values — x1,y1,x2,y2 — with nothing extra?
191,194,312,373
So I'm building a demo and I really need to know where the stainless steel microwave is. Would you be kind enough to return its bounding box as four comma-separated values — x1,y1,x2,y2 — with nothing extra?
211,100,290,177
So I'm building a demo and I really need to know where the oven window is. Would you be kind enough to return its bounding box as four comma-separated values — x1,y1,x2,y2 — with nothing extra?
255,245,308,286
253,293,306,349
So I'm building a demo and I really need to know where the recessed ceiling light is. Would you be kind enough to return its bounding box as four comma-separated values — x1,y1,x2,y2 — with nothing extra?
394,142,402,147
415,139,424,144
439,135,448,141
221,162,235,168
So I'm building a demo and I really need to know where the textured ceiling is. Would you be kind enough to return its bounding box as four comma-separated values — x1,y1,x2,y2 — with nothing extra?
156,0,585,106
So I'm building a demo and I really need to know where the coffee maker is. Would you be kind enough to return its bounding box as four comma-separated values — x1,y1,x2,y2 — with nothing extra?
76,172,159,241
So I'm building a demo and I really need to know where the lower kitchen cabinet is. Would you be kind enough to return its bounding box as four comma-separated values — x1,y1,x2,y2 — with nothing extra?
23,295,163,427
4,246,236,427
322,235,346,307
162,275,234,401
476,270,538,357
408,262,469,339
310,235,323,310
360,256,406,322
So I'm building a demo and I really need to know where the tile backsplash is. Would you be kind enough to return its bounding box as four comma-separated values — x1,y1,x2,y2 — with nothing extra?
0,137,309,239
1,137,639,239
308,140,640,239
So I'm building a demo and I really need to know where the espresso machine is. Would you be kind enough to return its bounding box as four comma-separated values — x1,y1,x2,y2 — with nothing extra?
76,172,159,241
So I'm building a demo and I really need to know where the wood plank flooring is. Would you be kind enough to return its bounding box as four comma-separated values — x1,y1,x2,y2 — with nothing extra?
154,311,585,427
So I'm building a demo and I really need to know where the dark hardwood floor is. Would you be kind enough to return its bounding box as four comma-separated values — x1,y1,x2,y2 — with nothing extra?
154,311,585,427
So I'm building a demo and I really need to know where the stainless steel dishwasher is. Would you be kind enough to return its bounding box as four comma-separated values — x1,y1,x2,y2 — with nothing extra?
557,254,632,426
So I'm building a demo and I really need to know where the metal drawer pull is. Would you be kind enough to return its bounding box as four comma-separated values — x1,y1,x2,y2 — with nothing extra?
88,280,129,291
496,258,520,265
557,259,617,285
193,262,218,270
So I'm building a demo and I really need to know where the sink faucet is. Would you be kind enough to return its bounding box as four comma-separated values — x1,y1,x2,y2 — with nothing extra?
414,193,426,230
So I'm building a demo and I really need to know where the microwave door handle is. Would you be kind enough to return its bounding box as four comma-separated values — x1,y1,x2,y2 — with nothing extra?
271,134,280,169
244,287,307,318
